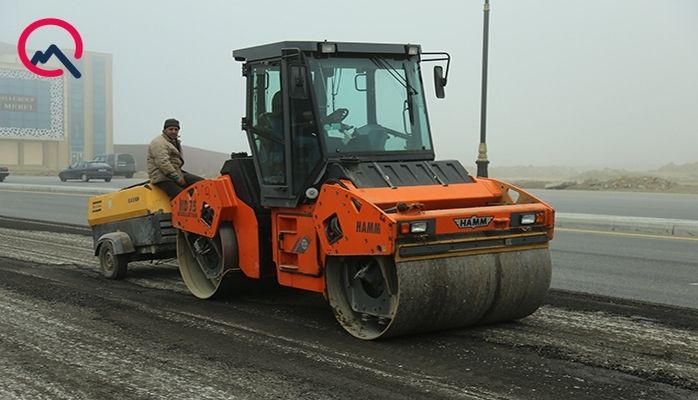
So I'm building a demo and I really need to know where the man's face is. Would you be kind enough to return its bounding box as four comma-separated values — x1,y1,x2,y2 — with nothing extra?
164,126,179,139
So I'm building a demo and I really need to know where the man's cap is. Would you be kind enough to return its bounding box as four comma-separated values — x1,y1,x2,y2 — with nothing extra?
164,118,180,129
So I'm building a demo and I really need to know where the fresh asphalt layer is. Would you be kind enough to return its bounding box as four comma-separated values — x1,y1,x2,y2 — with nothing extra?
1,183,697,239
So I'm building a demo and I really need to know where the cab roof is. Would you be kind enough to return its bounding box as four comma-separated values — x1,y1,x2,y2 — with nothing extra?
232,41,421,62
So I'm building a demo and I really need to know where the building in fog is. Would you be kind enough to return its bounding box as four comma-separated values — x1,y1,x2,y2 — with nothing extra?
0,41,113,173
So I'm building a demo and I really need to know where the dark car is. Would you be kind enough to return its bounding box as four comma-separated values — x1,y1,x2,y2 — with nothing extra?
92,153,137,178
0,165,8,182
59,161,114,182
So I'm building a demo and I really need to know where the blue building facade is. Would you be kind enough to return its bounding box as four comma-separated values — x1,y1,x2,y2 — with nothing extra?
0,41,113,172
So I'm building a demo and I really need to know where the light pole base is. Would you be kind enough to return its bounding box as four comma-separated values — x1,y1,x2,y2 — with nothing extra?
476,160,490,178
476,142,489,178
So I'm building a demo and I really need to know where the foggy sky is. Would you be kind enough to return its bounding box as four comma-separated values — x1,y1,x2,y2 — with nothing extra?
1,0,697,170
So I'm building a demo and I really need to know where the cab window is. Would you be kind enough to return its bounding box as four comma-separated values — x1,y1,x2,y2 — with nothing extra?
250,64,286,185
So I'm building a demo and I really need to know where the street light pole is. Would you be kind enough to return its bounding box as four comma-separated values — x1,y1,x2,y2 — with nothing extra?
476,0,491,178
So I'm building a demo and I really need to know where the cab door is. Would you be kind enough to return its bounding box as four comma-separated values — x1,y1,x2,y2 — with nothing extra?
245,61,291,207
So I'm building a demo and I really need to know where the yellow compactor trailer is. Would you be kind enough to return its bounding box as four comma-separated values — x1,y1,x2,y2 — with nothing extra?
88,183,176,279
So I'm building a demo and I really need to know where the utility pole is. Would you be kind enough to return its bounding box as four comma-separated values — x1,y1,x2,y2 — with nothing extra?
476,0,490,178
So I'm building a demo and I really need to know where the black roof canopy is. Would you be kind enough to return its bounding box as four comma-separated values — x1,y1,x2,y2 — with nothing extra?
232,41,421,62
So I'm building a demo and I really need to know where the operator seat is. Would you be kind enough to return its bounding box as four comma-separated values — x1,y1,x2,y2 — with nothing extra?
258,91,283,137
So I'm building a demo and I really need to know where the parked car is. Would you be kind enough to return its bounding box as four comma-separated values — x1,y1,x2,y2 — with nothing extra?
0,164,8,182
92,153,137,178
59,161,114,182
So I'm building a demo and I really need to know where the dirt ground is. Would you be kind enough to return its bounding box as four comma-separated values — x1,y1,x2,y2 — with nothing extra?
491,162,698,194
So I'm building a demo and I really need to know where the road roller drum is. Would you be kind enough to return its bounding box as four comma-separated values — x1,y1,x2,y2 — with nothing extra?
327,249,551,339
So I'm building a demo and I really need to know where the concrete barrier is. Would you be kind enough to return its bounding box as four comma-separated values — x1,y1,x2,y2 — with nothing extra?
3,183,696,239
555,213,698,239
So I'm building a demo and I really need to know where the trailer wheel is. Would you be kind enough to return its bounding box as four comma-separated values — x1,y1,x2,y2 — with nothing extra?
99,241,128,279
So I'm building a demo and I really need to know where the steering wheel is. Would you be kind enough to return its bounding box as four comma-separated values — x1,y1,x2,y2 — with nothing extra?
321,108,349,124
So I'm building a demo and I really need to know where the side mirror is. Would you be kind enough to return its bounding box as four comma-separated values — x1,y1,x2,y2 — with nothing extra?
433,65,447,99
289,65,309,99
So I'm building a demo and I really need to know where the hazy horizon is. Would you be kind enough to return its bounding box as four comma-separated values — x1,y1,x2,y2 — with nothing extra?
114,142,696,173
2,0,697,171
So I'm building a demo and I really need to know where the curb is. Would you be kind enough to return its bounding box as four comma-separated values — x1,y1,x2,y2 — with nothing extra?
0,183,116,196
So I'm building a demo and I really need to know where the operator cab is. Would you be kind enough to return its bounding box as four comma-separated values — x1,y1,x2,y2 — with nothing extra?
234,41,449,208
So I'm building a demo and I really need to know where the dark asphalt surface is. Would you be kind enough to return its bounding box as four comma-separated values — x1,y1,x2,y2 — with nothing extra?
1,253,697,399
0,218,697,399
